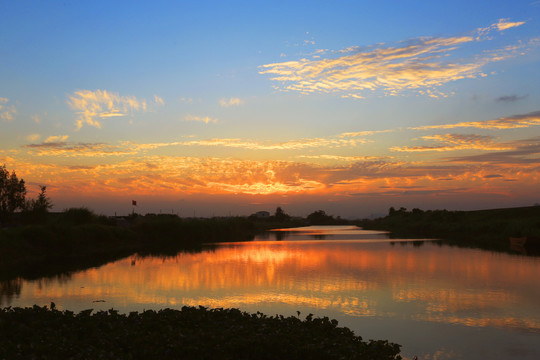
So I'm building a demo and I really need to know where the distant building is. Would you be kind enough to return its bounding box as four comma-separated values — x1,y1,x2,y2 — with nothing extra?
253,211,270,219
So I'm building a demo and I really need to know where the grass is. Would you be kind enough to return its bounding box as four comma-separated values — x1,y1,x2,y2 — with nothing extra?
0,305,402,360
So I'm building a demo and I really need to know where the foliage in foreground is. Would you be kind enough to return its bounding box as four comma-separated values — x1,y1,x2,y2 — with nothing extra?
0,306,402,360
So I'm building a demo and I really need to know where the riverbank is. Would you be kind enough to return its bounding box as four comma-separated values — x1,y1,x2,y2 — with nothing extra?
0,305,402,360
358,205,540,253
0,210,307,280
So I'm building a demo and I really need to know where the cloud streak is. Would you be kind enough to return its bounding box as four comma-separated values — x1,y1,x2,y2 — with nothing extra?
122,134,367,152
24,141,135,157
495,18,526,31
298,155,390,162
179,137,365,150
495,94,527,103
339,130,394,138
391,134,513,152
184,114,218,124
411,110,540,130
259,19,528,98
444,137,540,165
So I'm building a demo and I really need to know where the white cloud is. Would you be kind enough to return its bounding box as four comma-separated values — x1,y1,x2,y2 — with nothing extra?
0,97,16,122
154,95,165,106
184,114,218,124
260,19,530,99
67,89,149,129
219,97,244,107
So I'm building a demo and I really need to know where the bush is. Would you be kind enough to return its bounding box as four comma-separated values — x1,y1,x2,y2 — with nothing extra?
59,207,98,225
0,306,402,360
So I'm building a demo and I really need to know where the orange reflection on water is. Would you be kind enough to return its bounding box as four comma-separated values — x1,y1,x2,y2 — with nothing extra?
17,238,540,333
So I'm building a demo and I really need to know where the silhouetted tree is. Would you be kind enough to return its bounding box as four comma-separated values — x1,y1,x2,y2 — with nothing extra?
307,210,334,225
0,165,26,223
23,186,53,223
274,207,290,222
61,207,97,225
388,207,407,217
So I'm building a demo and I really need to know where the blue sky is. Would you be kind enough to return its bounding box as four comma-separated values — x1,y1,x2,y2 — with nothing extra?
1,1,539,217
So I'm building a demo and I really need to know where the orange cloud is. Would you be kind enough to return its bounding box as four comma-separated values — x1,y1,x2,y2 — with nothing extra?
9,152,538,202
7,132,540,205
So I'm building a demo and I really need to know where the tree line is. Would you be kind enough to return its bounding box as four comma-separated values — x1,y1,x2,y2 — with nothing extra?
1,164,349,226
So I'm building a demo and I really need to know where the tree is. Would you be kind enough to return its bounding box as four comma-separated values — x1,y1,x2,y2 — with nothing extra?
0,165,27,223
23,186,53,223
274,207,290,222
32,186,52,212
307,210,334,225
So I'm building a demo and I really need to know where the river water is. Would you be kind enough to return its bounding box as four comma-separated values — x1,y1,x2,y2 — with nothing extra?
2,226,539,359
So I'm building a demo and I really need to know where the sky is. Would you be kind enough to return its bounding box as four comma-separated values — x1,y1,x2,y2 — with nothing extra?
1,0,539,218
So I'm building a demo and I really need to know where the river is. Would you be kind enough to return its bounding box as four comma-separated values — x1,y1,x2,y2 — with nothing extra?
2,225,539,359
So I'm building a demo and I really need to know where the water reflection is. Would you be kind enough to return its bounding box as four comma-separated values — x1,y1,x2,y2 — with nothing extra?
0,278,22,305
3,226,540,359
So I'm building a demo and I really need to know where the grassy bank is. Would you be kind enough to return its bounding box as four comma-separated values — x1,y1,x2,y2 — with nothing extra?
0,305,402,360
358,205,540,252
0,223,139,280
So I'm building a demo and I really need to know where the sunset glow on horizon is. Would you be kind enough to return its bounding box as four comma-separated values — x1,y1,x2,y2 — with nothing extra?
1,1,539,217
